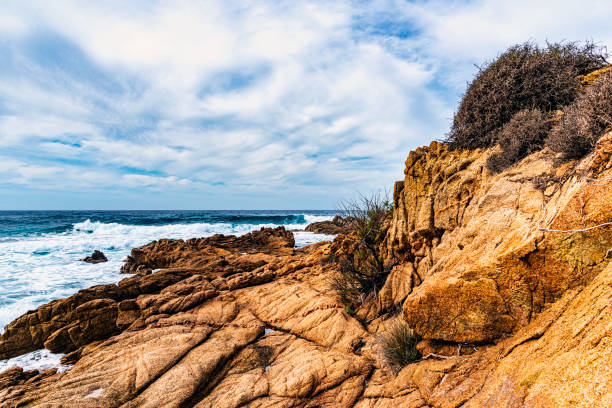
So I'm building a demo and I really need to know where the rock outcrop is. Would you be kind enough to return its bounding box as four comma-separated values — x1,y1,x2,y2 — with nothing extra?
305,215,352,235
2,134,612,407
0,227,294,360
82,250,108,264
386,135,612,344
121,226,295,274
0,227,377,407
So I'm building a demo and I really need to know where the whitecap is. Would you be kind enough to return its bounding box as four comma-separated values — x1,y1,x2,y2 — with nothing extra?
0,217,335,331
293,231,336,246
0,349,71,373
302,214,336,225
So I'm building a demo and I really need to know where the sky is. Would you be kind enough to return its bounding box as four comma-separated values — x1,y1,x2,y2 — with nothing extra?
0,0,611,210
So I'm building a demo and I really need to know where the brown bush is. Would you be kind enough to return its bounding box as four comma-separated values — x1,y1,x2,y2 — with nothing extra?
546,71,612,158
327,252,391,306
486,109,553,173
448,41,607,151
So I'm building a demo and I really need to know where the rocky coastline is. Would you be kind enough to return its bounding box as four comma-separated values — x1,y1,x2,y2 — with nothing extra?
2,133,612,407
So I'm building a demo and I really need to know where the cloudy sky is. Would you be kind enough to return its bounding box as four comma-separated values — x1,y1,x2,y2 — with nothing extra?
1,0,611,210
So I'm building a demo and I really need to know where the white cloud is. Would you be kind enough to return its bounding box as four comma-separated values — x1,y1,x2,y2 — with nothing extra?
0,0,611,208
0,115,97,147
399,0,612,89
121,174,194,190
0,9,28,35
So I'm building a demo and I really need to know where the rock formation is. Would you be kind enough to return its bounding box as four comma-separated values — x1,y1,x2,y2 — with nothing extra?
2,133,612,407
82,250,108,264
305,215,352,235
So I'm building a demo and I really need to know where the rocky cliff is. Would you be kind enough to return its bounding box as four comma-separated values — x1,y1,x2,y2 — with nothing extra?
1,134,612,407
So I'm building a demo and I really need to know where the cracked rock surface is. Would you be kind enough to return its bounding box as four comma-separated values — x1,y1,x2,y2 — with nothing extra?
2,134,612,407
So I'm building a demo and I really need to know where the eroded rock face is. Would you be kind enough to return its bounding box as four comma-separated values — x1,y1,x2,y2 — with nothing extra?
386,134,612,343
121,226,295,274
0,228,380,407
2,136,612,407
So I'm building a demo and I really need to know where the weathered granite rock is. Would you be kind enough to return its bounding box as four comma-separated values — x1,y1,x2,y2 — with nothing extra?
2,135,612,407
386,133,612,343
579,63,612,85
0,367,41,389
0,237,379,407
82,250,108,264
121,226,294,274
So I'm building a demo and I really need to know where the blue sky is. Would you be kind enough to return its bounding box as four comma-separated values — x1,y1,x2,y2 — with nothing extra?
0,0,611,210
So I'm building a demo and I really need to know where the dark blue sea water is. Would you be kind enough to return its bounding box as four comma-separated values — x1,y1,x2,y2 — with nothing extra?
0,210,336,238
0,210,336,336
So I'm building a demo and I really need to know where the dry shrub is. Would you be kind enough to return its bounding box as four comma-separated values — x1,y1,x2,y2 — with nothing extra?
328,252,391,305
379,319,421,370
546,71,612,158
339,191,393,257
326,191,396,305
486,109,553,173
448,41,607,151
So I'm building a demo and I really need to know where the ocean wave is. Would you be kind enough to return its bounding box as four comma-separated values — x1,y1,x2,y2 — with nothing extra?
303,214,337,224
0,211,337,239
0,215,335,332
68,212,328,229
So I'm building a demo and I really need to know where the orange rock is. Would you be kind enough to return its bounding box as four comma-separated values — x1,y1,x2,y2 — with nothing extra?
385,135,612,343
3,134,612,407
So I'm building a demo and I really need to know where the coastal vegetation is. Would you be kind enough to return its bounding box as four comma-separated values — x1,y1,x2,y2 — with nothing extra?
486,108,552,173
326,191,395,307
447,41,609,171
379,319,421,370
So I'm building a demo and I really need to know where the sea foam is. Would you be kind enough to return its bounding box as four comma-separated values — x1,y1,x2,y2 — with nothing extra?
0,216,334,333
0,349,71,373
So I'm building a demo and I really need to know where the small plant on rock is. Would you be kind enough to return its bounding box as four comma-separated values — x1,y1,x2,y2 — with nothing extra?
340,190,393,252
379,319,421,370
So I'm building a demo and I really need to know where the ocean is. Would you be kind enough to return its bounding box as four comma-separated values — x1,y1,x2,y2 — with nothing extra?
0,210,336,336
